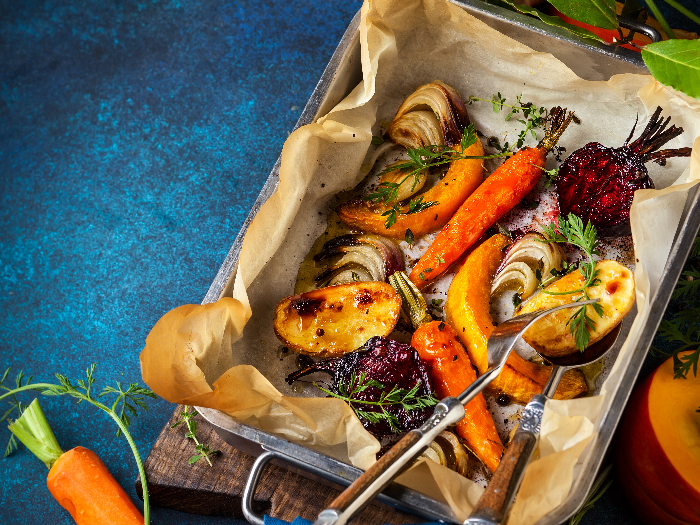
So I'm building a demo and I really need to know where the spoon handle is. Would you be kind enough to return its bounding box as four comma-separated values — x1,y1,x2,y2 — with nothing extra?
464,393,547,525
312,397,466,525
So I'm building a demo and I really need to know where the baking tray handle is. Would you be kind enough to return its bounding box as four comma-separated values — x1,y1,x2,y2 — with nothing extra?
243,451,275,525
243,448,349,525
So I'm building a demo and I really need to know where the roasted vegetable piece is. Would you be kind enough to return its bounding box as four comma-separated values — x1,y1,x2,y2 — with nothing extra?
444,234,588,404
337,140,484,239
274,282,402,357
286,337,436,438
518,260,635,358
411,320,504,473
491,232,565,301
410,107,574,289
557,106,691,236
313,234,404,287
387,80,470,147
420,430,470,476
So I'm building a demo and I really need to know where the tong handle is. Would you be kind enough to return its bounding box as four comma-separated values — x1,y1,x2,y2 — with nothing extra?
329,430,422,511
465,394,546,525
313,397,466,525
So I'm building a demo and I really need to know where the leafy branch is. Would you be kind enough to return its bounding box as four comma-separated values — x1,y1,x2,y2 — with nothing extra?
364,124,510,228
500,0,700,99
171,406,220,466
541,213,604,351
0,365,155,525
315,371,438,434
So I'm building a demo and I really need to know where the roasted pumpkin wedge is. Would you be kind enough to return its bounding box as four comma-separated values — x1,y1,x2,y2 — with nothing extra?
445,234,588,404
273,282,402,357
518,260,635,357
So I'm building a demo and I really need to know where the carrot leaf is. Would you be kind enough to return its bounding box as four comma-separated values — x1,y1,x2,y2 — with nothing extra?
541,213,603,351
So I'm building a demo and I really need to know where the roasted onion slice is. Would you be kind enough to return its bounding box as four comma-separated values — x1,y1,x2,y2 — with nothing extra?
314,234,404,287
491,232,565,300
418,431,470,476
387,81,470,146
387,110,443,150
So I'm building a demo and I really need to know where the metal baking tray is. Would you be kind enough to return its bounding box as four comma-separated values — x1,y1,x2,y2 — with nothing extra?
197,1,700,523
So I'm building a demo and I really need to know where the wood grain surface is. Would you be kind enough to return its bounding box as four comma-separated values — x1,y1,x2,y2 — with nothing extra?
135,407,423,524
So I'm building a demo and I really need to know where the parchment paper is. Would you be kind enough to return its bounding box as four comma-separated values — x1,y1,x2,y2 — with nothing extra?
140,0,700,522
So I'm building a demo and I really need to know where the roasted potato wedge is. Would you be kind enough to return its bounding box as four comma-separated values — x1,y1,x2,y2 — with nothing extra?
273,281,402,357
518,259,635,357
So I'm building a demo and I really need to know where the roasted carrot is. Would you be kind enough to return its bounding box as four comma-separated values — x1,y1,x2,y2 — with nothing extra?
338,140,485,239
411,320,504,473
8,398,144,525
444,234,588,404
409,107,574,289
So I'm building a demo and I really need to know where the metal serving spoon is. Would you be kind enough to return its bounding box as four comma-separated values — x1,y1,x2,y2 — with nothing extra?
464,321,622,525
311,298,602,525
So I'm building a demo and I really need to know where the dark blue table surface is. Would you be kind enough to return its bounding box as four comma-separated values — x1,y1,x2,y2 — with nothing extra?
1,1,696,524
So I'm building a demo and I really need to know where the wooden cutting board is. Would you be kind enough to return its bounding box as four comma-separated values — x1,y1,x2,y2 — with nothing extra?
135,406,424,523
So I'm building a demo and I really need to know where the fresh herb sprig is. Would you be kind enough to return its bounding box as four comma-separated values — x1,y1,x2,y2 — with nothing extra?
315,371,438,434
365,125,510,229
0,365,155,524
653,231,700,380
529,163,560,189
541,213,604,352
469,93,547,150
171,406,220,466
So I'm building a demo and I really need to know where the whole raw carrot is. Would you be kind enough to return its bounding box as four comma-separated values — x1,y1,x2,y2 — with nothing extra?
48,447,144,525
409,108,574,289
8,398,144,525
411,320,504,473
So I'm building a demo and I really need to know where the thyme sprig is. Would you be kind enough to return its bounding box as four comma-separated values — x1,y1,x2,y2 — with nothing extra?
365,124,510,229
541,213,604,352
0,364,155,524
469,93,547,150
315,371,438,434
529,163,560,189
171,406,220,466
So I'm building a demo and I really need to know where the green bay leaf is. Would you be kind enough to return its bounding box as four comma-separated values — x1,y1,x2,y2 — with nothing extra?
502,1,603,42
548,0,618,30
642,40,700,100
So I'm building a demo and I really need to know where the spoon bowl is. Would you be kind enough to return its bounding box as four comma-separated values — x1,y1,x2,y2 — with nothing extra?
465,319,623,525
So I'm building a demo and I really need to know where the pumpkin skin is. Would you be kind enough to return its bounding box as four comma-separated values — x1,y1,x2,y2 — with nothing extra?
615,352,700,525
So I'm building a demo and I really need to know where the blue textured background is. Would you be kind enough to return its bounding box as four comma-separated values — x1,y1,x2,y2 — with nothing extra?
0,1,696,524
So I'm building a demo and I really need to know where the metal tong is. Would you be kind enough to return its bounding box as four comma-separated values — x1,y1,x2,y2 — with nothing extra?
311,295,600,525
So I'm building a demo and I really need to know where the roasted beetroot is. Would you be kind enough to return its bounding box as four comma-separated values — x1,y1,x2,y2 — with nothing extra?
556,107,691,236
286,336,436,438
